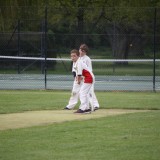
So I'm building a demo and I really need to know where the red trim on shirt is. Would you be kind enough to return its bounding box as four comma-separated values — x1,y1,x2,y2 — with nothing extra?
82,69,93,83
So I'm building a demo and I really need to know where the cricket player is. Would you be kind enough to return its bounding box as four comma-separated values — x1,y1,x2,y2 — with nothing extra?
79,44,100,110
64,59,82,110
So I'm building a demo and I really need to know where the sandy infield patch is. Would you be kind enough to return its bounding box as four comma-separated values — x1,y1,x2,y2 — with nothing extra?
0,109,148,131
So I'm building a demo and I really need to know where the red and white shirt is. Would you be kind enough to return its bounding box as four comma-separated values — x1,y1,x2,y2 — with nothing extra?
80,55,92,72
73,58,94,84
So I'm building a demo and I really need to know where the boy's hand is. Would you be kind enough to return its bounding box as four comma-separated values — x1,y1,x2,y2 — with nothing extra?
77,76,82,84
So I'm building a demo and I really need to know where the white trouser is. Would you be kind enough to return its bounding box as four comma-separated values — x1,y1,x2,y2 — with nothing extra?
66,81,99,110
89,85,99,108
66,80,81,109
79,83,92,111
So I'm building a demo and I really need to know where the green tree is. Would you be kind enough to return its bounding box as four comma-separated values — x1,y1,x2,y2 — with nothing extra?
46,0,159,59
102,0,158,59
1,0,159,59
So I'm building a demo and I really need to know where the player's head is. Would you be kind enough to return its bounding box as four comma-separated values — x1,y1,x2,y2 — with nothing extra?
79,44,89,57
70,49,79,62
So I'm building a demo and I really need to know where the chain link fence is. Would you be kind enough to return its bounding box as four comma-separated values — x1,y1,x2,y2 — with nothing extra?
0,7,160,91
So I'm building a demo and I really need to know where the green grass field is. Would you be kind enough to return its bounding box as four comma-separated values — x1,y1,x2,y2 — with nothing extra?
0,90,160,114
0,90,160,160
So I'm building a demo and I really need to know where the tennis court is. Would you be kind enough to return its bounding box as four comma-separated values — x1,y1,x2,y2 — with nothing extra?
0,74,160,91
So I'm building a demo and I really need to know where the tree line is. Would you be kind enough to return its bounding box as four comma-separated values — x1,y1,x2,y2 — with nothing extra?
0,0,160,59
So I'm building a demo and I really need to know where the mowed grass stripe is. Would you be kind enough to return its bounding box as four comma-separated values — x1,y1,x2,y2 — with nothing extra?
0,111,159,160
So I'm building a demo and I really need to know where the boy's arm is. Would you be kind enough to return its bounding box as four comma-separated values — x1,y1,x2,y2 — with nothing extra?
85,57,92,71
72,71,76,78
76,60,83,84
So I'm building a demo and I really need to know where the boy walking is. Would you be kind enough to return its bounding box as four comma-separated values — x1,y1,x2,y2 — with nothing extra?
79,44,99,110
64,50,82,110
67,49,94,113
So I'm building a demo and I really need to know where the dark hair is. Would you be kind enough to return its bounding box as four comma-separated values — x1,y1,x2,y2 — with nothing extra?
70,49,79,56
79,44,89,53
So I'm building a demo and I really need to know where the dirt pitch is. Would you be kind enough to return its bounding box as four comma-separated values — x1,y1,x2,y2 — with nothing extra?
0,109,148,131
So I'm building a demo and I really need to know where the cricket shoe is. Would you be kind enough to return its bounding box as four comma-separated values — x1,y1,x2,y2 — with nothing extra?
94,107,99,111
84,109,91,113
74,109,86,114
63,107,71,110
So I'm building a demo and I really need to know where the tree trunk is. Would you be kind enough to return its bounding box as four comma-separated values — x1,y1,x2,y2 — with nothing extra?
75,7,84,48
106,24,144,64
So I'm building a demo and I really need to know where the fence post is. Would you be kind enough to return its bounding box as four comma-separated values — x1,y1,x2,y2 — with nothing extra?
44,6,48,89
153,8,157,92
41,20,45,74
17,19,20,74
112,21,116,74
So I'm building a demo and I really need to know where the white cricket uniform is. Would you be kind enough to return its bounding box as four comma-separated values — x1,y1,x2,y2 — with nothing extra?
80,55,100,108
65,62,81,109
75,58,95,111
